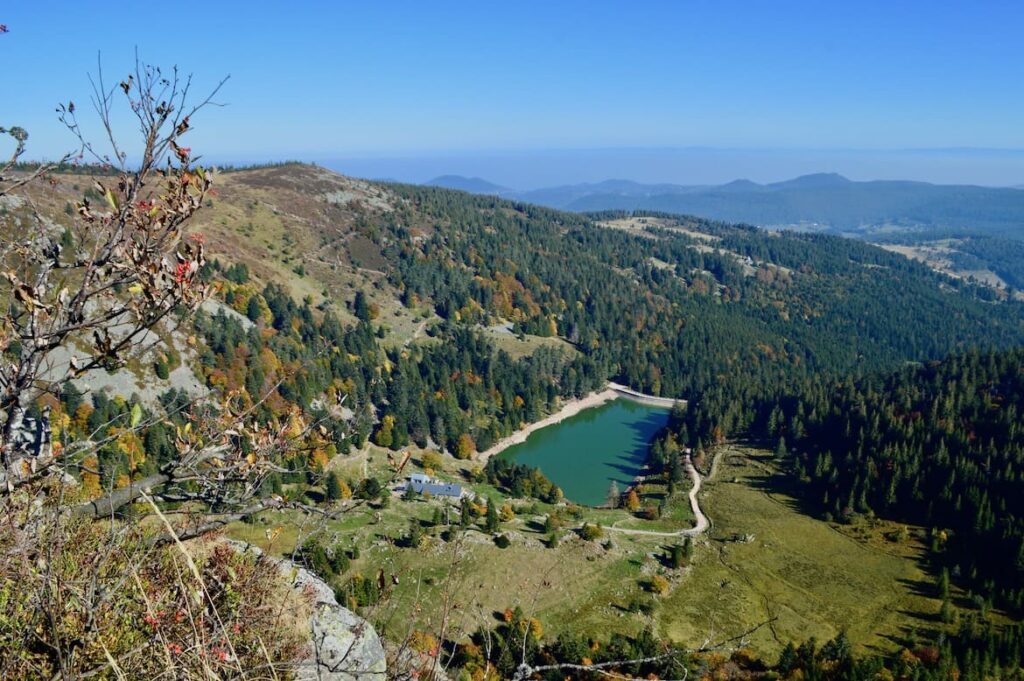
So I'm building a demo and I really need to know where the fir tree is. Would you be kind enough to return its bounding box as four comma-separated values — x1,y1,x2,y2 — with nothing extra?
325,471,343,502
484,497,500,533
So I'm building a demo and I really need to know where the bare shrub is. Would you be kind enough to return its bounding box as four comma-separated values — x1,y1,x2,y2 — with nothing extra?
0,58,324,678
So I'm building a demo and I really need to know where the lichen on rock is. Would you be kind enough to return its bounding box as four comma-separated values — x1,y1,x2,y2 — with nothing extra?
229,541,387,680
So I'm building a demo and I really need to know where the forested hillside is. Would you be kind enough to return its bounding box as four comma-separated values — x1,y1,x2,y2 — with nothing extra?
193,173,1024,629
382,190,1024,398
14,162,1024,677
40,167,1024,483
670,347,1024,613
194,277,603,462
438,173,1024,298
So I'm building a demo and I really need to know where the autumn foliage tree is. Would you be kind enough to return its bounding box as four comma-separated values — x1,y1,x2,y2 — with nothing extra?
456,432,476,459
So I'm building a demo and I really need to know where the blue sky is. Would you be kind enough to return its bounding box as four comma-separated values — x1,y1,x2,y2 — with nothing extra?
3,1,1024,186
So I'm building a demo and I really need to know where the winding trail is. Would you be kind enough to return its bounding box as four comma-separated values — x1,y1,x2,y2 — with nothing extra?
402,319,430,349
605,449,723,539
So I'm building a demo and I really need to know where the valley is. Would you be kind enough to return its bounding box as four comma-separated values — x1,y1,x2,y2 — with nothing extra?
5,10,1024,678
227,441,948,659
7,160,1024,679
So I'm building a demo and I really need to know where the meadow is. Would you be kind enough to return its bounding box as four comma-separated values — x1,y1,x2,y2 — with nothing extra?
228,442,953,659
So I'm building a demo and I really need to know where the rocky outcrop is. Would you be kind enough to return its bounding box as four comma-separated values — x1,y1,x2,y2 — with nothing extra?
229,541,387,680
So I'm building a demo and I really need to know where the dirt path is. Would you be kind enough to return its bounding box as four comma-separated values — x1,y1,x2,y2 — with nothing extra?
605,448,724,539
402,319,429,348
706,446,726,481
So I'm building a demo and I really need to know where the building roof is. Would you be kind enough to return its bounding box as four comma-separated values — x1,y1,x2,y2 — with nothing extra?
410,480,462,497
409,473,431,484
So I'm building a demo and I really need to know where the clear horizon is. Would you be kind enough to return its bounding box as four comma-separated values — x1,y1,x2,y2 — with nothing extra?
4,2,1024,186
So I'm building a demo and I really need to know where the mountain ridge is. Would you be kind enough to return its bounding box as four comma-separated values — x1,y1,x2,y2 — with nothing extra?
417,172,1024,237
426,174,509,194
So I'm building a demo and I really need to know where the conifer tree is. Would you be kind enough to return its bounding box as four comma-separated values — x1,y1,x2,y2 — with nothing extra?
484,497,500,533
607,480,620,508
325,471,343,502
407,518,423,548
669,544,684,569
775,435,788,460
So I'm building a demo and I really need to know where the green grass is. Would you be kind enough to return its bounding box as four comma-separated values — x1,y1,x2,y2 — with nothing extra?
227,443,957,660
608,478,696,531
481,326,577,360
660,446,951,657
350,516,664,645
226,444,681,643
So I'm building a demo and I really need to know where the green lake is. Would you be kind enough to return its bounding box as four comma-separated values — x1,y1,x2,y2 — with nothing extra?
498,398,670,506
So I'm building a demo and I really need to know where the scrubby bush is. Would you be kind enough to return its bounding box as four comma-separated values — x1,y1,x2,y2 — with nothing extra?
579,522,603,541
648,574,671,595
296,535,351,577
0,524,309,678
422,450,444,472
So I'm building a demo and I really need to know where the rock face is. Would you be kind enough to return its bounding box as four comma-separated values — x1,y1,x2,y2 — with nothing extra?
290,562,388,680
230,542,387,680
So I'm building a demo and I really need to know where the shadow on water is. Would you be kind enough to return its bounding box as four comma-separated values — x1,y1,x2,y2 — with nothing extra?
502,399,670,505
605,461,650,478
604,405,671,484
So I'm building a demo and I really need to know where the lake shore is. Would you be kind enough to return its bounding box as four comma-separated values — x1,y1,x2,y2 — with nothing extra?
475,387,619,463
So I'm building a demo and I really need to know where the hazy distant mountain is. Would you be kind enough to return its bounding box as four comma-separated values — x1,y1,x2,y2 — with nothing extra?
766,172,852,190
417,172,1024,239
494,173,1024,238
426,175,510,194
717,179,764,193
503,179,702,208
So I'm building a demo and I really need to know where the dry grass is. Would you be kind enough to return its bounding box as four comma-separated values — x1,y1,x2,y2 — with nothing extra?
877,241,1020,297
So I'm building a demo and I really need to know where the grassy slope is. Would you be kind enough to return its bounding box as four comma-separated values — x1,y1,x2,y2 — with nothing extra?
228,437,693,640
663,447,964,656
198,165,395,322
479,326,577,359
198,166,573,348
228,442,950,658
